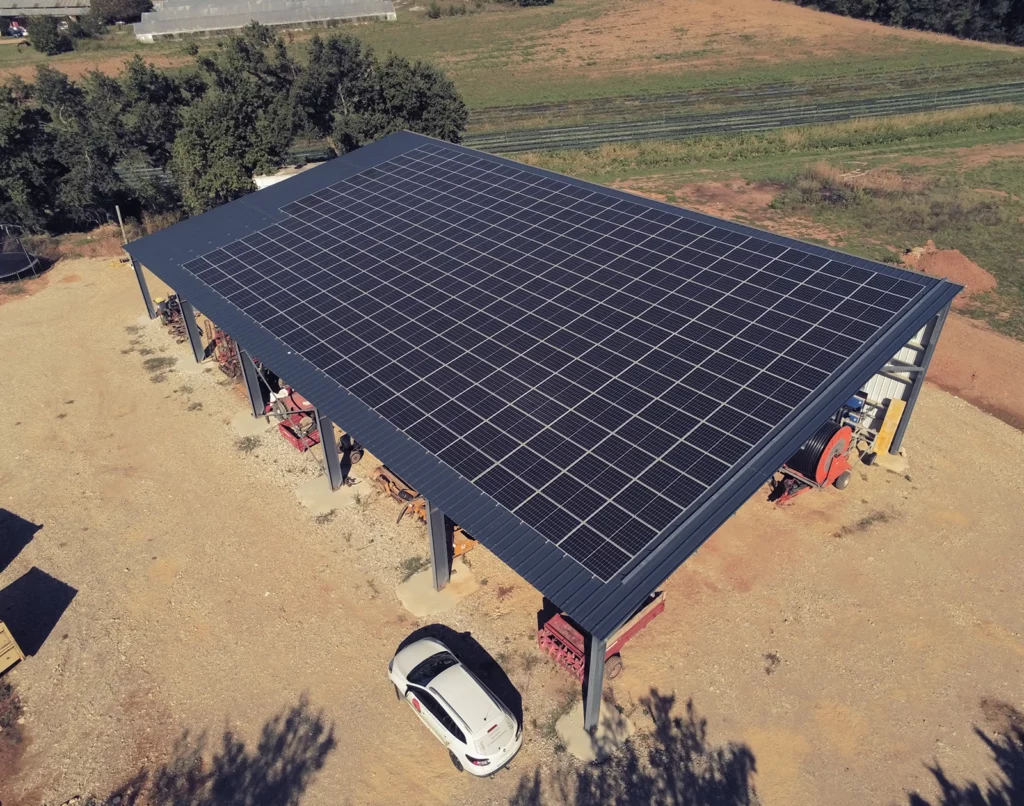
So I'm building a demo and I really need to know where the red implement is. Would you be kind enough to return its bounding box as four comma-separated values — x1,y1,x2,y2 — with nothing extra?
267,390,320,452
537,592,665,681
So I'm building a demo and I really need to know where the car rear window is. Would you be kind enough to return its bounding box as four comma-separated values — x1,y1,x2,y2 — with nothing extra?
408,651,458,686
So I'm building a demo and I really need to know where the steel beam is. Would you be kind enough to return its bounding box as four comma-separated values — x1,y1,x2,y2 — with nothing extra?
132,259,157,320
890,302,950,455
426,500,453,592
237,345,263,418
179,299,205,363
315,410,344,492
583,634,607,733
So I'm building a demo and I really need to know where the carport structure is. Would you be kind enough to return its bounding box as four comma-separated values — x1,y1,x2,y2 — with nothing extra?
126,132,959,731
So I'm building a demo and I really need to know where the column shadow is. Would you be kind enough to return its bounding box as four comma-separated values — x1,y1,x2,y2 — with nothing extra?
0,509,42,574
0,567,77,656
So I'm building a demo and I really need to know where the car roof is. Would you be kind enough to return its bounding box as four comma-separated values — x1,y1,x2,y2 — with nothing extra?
392,638,449,677
429,665,500,735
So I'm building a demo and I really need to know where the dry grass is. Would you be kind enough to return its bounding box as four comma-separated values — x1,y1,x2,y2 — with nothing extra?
520,104,1024,179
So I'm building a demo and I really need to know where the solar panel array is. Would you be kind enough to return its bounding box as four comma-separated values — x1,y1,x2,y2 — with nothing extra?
183,142,929,581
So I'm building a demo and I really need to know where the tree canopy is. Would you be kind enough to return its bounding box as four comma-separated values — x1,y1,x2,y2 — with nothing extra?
786,0,1024,45
2,24,468,230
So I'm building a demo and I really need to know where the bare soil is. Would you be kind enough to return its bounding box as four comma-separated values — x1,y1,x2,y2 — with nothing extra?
0,53,188,83
617,178,850,245
903,239,998,308
533,0,1015,77
1,257,1023,806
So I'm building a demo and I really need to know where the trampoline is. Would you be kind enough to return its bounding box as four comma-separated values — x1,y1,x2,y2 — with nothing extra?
0,224,41,281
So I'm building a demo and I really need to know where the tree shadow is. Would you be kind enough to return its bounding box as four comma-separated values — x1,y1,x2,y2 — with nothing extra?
92,696,336,806
398,624,523,724
0,566,76,656
0,509,42,574
510,691,758,806
908,701,1024,806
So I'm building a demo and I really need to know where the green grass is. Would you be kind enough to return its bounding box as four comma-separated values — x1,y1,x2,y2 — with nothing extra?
519,105,1024,182
520,105,1024,339
770,161,1024,338
5,0,1023,114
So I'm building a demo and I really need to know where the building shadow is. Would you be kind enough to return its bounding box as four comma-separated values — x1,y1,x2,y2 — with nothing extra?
0,509,42,574
0,567,76,656
87,696,336,806
397,624,523,724
509,691,758,806
908,701,1024,806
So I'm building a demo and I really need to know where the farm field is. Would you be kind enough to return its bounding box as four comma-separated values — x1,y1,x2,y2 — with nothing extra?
520,108,1024,341
2,0,1024,114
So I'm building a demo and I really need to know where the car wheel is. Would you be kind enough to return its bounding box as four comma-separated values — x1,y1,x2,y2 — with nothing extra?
606,653,624,679
449,750,464,772
394,684,401,701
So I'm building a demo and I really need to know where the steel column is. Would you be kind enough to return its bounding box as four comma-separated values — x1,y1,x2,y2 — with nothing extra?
890,302,950,455
132,259,157,320
583,634,607,733
315,410,344,492
426,500,453,592
179,299,205,363
237,345,263,418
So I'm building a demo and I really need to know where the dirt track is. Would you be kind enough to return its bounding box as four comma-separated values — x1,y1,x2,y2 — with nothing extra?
1,257,1022,805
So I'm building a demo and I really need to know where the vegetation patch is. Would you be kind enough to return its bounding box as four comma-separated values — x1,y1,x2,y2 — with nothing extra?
833,510,894,539
236,435,261,454
314,509,338,525
142,356,177,373
519,106,1024,181
399,555,430,581
770,160,1024,337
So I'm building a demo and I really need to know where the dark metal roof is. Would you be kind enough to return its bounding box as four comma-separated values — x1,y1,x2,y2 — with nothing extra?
127,131,960,639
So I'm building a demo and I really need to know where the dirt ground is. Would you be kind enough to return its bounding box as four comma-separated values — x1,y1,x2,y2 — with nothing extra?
1,257,1023,805
902,240,998,309
533,0,1015,74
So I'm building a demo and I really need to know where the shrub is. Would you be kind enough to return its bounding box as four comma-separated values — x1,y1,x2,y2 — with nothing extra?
67,12,106,37
26,16,72,55
426,0,442,17
446,2,467,14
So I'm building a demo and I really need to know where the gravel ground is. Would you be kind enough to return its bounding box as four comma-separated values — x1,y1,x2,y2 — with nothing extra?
0,257,1022,806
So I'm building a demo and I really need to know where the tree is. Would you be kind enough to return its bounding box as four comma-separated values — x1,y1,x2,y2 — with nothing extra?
170,24,298,214
33,66,133,230
0,79,60,231
120,55,190,168
90,0,151,24
329,51,468,154
26,16,72,55
291,33,375,143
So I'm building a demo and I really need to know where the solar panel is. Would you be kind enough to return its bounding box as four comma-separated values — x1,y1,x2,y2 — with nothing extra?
182,142,931,582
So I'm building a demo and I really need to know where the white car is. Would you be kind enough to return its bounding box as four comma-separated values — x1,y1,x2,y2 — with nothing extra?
389,637,523,776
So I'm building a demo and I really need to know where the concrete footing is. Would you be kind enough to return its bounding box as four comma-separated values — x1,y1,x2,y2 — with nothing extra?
396,558,478,618
175,358,208,375
873,448,910,476
294,476,361,515
556,700,634,763
231,410,276,438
